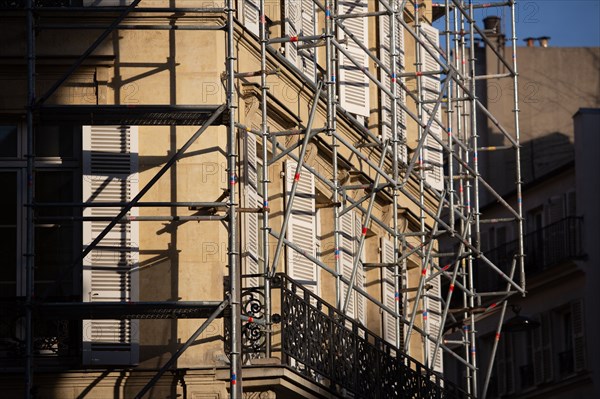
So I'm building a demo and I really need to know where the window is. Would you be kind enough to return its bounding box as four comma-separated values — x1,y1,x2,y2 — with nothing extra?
339,207,366,323
242,130,261,288
82,125,139,365
419,23,444,192
379,9,407,163
0,124,80,298
0,123,139,365
0,123,81,362
285,159,319,295
338,0,370,117
0,125,18,158
0,171,19,297
555,299,586,376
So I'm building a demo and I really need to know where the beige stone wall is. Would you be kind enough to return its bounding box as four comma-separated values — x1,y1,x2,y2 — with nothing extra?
0,3,446,395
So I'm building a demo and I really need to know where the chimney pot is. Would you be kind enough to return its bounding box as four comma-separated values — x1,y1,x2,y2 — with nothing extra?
483,16,502,35
538,36,550,47
524,37,535,47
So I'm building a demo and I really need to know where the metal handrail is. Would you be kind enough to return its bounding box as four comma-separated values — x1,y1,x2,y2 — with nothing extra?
270,273,471,399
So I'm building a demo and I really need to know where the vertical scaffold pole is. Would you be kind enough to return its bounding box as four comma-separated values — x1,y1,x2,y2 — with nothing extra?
259,0,272,358
455,4,472,395
510,0,525,294
25,0,35,398
390,0,401,351
445,0,456,234
410,0,430,366
226,1,242,397
325,0,341,308
467,1,479,394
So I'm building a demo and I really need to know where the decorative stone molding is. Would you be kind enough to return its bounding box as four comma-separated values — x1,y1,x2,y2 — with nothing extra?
243,390,276,399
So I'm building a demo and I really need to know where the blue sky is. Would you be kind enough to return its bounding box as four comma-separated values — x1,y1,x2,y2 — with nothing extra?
434,0,600,47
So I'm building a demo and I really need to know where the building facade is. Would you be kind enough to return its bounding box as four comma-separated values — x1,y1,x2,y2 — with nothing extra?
0,1,526,398
441,16,600,398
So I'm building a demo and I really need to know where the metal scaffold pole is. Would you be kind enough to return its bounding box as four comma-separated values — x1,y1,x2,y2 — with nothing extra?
226,1,242,396
510,0,526,294
25,1,35,398
259,0,272,359
467,1,479,393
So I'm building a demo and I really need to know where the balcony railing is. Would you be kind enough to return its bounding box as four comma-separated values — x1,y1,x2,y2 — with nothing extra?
239,274,470,398
476,217,584,292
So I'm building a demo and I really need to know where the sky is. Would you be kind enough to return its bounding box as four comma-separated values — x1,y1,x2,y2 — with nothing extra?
434,0,600,47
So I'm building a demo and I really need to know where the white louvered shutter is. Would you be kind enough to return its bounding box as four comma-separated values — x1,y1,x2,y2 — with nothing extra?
285,160,318,294
379,12,407,163
419,24,444,191
338,0,370,117
397,21,408,163
82,125,139,365
300,0,317,81
571,299,586,371
381,237,397,346
427,266,443,373
284,0,301,67
340,209,356,318
242,0,260,36
354,212,366,324
243,132,260,287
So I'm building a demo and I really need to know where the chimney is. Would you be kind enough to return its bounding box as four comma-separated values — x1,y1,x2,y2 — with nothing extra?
483,16,502,36
538,36,551,47
524,37,536,47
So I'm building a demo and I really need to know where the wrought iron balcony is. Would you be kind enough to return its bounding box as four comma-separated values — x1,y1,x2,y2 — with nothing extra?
239,274,470,398
476,217,584,292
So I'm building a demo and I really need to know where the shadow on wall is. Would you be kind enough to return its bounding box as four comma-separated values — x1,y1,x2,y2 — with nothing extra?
482,131,574,203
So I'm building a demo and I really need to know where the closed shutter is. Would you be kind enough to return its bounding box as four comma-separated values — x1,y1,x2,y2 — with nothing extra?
354,212,366,325
381,237,397,346
340,209,356,318
398,22,407,163
300,0,317,81
533,315,544,385
82,125,139,365
541,312,554,382
566,191,577,217
242,0,260,36
571,299,586,371
284,0,301,67
545,195,565,265
243,132,260,287
419,23,444,191
533,312,554,384
340,209,365,322
499,332,515,394
427,266,443,373
545,195,565,224
285,160,318,294
379,12,407,163
338,0,370,117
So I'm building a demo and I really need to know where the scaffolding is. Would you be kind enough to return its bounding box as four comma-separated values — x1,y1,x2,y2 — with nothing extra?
5,0,525,398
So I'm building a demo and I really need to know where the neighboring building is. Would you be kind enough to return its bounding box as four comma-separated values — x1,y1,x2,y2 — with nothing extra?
441,15,600,399
0,1,471,398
